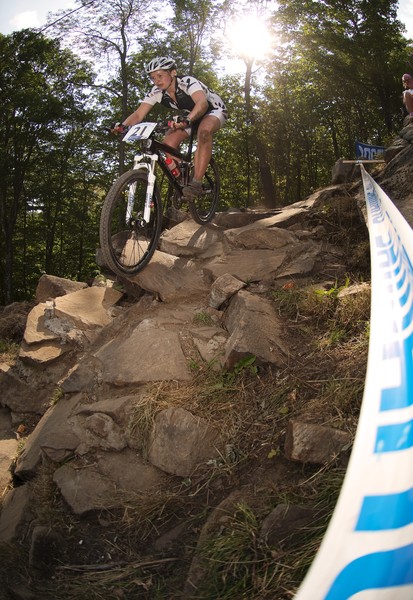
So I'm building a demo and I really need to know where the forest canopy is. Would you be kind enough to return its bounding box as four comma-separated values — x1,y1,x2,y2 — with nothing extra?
1,0,412,304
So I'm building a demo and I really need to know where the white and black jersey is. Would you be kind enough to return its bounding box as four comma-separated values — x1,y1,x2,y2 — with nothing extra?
142,75,227,121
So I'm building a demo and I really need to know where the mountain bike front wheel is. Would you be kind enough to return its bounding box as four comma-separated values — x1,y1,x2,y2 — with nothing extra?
99,169,162,276
188,157,220,225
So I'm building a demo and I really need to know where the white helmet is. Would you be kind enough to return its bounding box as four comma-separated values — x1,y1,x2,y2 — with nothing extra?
145,56,176,74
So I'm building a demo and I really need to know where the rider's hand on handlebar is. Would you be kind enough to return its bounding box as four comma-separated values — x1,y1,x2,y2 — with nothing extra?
167,116,192,130
111,122,129,135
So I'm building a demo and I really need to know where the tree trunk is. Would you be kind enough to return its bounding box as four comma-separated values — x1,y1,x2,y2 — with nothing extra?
244,59,276,208
255,138,276,207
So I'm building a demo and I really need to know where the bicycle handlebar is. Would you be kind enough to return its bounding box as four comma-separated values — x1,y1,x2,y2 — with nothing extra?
166,115,191,127
109,115,191,137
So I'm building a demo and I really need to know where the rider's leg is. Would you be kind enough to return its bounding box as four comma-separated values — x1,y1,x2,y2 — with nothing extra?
183,116,221,199
192,116,221,181
164,129,188,149
163,129,188,178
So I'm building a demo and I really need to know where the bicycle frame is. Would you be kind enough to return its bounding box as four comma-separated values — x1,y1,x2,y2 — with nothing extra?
123,122,197,223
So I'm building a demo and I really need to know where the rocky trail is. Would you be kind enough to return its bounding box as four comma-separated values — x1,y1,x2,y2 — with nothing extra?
1,122,413,599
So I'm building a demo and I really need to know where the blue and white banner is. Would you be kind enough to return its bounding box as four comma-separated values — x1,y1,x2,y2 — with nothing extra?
295,165,413,599
356,141,385,160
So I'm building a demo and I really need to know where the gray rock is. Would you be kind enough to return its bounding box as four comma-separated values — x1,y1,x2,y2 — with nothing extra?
35,274,88,303
190,326,228,368
59,356,103,393
73,395,133,423
160,219,224,258
224,223,298,249
19,287,122,364
284,420,352,464
213,209,281,229
129,251,209,302
384,137,409,162
208,273,245,309
332,159,358,184
96,323,191,385
259,503,317,548
276,240,321,278
148,407,222,477
204,248,286,282
23,304,60,345
14,394,82,479
68,410,127,455
222,290,288,369
95,449,165,494
19,339,72,364
399,123,413,143
53,463,115,515
53,449,165,515
337,282,370,298
0,367,51,414
0,485,33,543
0,302,34,343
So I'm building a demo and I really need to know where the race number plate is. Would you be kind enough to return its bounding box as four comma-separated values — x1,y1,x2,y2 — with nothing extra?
123,122,157,142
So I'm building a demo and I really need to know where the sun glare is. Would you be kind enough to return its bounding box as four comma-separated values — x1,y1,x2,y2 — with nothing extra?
227,14,273,61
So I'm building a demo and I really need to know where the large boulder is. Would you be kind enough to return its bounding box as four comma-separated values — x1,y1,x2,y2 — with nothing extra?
35,274,88,303
222,290,288,369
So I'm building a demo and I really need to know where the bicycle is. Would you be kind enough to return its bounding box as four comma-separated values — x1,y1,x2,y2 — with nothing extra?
99,118,220,277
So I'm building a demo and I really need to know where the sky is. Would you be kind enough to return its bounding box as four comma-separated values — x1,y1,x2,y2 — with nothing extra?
0,0,77,35
0,0,413,40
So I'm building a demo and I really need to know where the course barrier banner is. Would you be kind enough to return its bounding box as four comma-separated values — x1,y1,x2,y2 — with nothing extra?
294,164,413,599
356,141,385,160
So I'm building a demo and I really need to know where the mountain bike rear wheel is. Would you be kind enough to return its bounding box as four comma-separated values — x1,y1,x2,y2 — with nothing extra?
188,157,220,225
99,169,162,276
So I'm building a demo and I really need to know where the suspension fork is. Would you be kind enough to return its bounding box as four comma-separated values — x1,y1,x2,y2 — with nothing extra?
143,155,158,223
126,153,158,225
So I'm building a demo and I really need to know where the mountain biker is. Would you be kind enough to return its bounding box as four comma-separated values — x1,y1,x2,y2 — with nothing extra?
114,56,227,200
402,73,413,117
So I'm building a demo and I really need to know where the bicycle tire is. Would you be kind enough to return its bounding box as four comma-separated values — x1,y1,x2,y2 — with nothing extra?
188,157,220,225
99,169,162,276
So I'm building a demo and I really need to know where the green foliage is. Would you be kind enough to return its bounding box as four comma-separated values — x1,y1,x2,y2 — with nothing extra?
166,0,224,75
232,355,258,376
197,502,262,598
192,310,215,325
212,355,259,389
257,0,407,202
0,30,97,303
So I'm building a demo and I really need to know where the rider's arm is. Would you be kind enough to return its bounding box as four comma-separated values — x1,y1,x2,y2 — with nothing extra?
122,102,153,127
